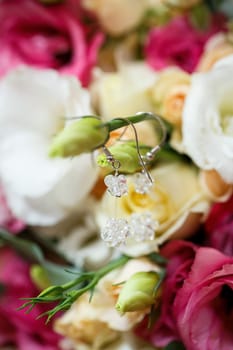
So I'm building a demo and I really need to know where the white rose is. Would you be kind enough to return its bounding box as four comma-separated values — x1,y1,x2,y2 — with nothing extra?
0,66,98,226
182,59,233,183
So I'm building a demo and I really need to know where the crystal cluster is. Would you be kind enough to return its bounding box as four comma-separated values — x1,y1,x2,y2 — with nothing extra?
104,174,128,197
101,212,159,247
130,212,158,242
101,218,130,247
134,172,153,194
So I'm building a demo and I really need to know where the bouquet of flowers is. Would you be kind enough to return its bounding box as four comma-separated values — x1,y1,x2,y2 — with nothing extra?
0,0,233,349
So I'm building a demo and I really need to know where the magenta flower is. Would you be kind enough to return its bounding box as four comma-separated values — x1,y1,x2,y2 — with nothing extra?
0,0,104,86
0,186,25,234
205,194,233,256
0,248,61,350
135,240,197,347
144,15,225,73
136,241,233,350
174,247,233,350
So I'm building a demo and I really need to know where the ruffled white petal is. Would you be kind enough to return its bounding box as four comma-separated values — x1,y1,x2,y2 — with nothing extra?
182,64,233,183
0,66,98,226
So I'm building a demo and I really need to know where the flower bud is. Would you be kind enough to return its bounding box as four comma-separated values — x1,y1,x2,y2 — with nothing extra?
30,264,51,290
97,141,150,173
115,271,159,313
49,117,109,157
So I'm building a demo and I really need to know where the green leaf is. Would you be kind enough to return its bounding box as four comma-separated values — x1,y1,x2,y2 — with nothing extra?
165,341,186,350
0,229,77,285
190,4,211,31
0,229,43,262
155,144,191,164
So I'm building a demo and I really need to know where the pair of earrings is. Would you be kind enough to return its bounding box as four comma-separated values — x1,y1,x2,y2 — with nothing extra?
100,113,166,248
104,169,153,197
100,145,159,247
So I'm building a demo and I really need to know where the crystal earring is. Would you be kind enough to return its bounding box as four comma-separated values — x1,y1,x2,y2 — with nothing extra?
132,112,167,195
134,145,161,194
129,212,159,242
101,146,130,247
103,146,128,198
101,217,130,247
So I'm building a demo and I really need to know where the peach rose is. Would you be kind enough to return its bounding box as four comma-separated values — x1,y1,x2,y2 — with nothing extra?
150,68,190,125
197,33,233,72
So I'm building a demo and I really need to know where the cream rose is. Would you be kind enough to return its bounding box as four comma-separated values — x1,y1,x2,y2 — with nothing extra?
82,0,147,36
60,332,156,350
182,58,233,183
92,62,157,118
96,161,210,256
55,258,159,349
0,67,98,226
91,62,158,146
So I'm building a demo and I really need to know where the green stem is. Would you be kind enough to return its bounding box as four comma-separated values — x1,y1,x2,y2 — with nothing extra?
97,255,130,278
66,255,130,301
102,112,172,136
20,255,131,321
104,114,153,132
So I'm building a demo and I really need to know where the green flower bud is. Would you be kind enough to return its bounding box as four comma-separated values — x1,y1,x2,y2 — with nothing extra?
115,271,159,313
97,141,150,173
30,265,51,291
49,117,109,157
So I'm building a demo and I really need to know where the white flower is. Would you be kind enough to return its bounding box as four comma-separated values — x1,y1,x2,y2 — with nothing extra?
182,59,233,183
0,66,98,226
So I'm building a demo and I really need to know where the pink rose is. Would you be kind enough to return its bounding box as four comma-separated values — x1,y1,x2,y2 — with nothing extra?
174,247,233,350
135,240,197,347
0,247,61,350
145,15,226,73
205,194,233,256
0,0,104,86
137,242,233,349
0,186,25,233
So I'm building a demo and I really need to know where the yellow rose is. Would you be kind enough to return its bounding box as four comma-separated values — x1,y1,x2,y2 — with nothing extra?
55,258,159,348
150,68,190,126
197,33,233,72
96,161,210,256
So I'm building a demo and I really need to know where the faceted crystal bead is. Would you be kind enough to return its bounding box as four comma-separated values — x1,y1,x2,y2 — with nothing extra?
134,172,153,194
101,218,130,247
130,212,158,242
104,174,128,197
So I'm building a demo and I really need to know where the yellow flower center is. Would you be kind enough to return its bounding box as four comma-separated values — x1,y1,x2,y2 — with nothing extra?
120,183,175,224
219,94,233,136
